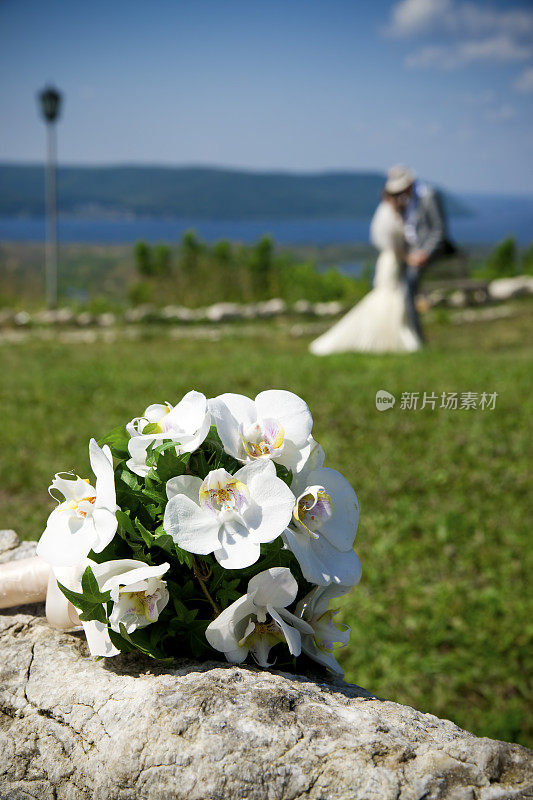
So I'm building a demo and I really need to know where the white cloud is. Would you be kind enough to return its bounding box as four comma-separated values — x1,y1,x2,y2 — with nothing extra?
387,0,452,37
389,0,533,79
457,5,533,37
387,0,533,38
387,0,533,114
459,35,532,63
514,67,533,93
406,35,532,70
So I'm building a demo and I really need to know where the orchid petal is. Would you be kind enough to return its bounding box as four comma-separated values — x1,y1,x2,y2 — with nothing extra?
295,584,352,619
250,635,275,668
244,470,295,544
165,390,208,434
208,393,257,459
183,411,211,454
89,439,116,511
255,390,312,447
97,562,170,594
166,474,202,502
205,594,256,653
224,647,250,664
277,607,314,636
268,606,302,657
283,527,362,587
82,619,120,658
248,567,298,609
49,474,95,502
126,436,153,477
291,436,326,494
37,513,97,567
164,495,220,555
301,638,345,676
214,520,261,569
304,467,359,550
91,507,118,553
233,458,276,485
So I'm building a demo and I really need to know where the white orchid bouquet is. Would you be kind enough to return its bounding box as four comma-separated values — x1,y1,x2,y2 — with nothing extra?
36,389,362,675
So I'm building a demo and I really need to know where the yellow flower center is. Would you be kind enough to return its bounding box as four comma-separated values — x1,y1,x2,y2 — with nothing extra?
119,589,158,622
239,620,283,648
199,472,249,514
241,422,285,459
293,489,332,536
65,494,96,517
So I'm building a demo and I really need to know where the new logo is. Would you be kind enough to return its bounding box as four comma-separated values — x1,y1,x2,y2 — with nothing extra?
375,390,396,411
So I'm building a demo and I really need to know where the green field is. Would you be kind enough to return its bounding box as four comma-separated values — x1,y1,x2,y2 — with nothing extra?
1,305,531,747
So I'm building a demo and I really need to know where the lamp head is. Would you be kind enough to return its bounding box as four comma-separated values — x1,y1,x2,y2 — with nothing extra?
38,86,62,123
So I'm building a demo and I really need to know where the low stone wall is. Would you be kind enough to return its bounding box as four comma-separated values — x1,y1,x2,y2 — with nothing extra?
2,275,532,330
0,299,345,329
1,532,532,799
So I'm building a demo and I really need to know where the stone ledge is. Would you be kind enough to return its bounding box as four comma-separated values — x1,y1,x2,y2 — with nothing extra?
1,534,532,800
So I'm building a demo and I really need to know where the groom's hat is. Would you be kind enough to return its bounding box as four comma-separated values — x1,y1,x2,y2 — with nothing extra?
385,164,416,194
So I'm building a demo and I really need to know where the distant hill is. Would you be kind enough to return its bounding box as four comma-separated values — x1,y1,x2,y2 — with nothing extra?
0,164,470,219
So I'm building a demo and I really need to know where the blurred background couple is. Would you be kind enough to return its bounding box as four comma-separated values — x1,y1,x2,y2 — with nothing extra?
310,164,451,355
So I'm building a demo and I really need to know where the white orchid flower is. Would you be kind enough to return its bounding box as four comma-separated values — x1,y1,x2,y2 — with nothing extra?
82,559,170,658
205,567,314,667
208,390,313,471
163,460,295,569
126,390,210,477
36,439,119,568
283,454,361,586
296,584,351,676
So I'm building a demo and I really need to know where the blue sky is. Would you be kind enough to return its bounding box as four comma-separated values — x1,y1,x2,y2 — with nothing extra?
1,0,532,193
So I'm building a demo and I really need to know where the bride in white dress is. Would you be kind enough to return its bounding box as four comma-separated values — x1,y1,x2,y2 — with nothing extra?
309,200,422,355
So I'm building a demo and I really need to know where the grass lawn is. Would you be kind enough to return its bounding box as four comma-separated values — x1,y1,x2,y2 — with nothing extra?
0,304,531,747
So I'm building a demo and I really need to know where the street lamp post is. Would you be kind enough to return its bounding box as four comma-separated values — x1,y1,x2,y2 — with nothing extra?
38,86,62,308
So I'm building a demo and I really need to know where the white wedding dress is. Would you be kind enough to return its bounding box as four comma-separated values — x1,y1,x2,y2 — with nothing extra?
309,202,422,355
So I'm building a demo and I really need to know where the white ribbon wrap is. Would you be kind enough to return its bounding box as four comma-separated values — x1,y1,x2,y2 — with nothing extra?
0,556,82,630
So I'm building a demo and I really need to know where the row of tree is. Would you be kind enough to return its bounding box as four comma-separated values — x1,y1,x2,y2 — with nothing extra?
129,232,533,308
130,232,367,307
479,237,533,279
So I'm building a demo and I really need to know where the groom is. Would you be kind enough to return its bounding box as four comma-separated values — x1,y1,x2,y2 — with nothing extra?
385,165,447,342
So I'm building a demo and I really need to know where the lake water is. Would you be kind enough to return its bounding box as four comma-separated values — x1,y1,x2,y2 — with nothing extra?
0,194,531,246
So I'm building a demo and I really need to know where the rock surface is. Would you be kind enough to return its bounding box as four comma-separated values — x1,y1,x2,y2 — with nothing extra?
489,275,533,301
1,534,532,800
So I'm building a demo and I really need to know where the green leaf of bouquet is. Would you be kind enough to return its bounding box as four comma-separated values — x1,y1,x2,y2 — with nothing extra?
156,447,186,483
153,530,177,556
188,621,211,659
56,581,86,609
56,577,110,615
117,623,171,661
80,566,113,604
149,623,175,660
134,518,154,548
116,509,137,537
151,440,178,457
145,503,161,521
108,627,136,654
174,543,195,568
78,603,107,624
275,462,293,487
216,578,241,607
188,448,211,479
142,422,161,435
203,426,225,453
116,466,142,492
98,424,130,457
88,536,130,564
143,486,167,503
